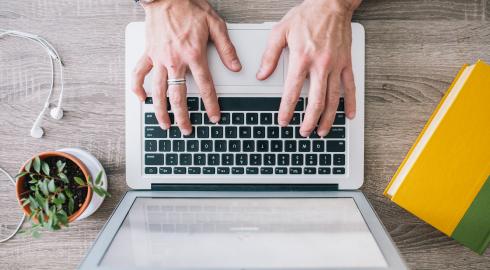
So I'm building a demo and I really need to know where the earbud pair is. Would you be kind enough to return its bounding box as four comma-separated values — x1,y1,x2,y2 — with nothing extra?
30,106,64,138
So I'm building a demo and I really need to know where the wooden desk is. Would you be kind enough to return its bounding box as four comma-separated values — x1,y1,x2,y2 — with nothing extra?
0,0,489,269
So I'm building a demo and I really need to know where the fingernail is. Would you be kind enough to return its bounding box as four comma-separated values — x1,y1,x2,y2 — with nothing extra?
160,124,169,130
347,111,356,119
231,59,242,70
139,96,145,102
317,130,327,137
210,116,220,123
300,130,310,138
256,67,264,78
278,120,288,127
182,129,192,135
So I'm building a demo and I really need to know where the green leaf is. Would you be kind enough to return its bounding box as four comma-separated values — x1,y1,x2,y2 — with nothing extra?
41,162,50,176
58,172,69,184
93,187,111,198
25,159,33,172
95,171,103,185
39,180,49,196
58,193,66,203
28,179,38,184
21,198,31,207
33,156,41,173
15,171,29,179
48,179,56,193
56,160,66,173
65,189,73,198
74,177,85,186
68,197,75,215
52,197,63,206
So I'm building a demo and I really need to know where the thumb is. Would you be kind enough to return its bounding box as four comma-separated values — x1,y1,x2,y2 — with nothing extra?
208,18,242,72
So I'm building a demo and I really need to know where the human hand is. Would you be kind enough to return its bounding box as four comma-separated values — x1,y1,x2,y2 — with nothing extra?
132,0,241,135
257,0,361,137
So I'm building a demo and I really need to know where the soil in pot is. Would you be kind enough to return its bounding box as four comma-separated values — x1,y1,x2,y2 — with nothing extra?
21,156,88,215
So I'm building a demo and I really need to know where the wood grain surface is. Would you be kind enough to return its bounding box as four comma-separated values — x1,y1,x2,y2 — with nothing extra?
1,0,489,269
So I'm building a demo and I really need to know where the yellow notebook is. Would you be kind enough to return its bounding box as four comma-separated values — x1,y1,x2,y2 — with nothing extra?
384,60,490,254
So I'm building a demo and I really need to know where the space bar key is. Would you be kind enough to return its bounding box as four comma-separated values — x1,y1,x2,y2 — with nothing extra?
217,97,303,111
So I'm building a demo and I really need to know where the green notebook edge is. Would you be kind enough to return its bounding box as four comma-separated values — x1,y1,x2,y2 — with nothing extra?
451,176,490,254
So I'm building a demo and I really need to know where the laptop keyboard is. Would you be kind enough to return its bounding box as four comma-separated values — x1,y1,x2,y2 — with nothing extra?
143,97,346,176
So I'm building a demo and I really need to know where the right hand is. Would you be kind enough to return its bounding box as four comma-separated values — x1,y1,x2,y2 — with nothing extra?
131,0,242,135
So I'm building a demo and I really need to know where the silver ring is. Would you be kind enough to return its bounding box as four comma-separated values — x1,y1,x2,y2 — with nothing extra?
167,78,186,85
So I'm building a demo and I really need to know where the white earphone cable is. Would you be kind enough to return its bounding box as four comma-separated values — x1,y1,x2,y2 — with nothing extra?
0,167,25,243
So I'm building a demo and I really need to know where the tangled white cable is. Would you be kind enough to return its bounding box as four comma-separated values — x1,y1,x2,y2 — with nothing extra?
0,29,65,138
0,167,25,243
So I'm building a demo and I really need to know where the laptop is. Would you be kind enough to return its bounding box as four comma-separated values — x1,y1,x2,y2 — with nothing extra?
78,22,407,269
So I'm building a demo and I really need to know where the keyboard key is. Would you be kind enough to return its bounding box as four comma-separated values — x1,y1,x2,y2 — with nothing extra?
203,167,215,174
211,126,224,138
145,97,153,104
319,167,331,174
159,167,172,174
304,167,317,174
165,154,178,165
327,141,345,152
145,113,158,124
267,126,279,138
174,167,186,174
246,113,259,124
326,127,345,138
225,126,237,138
187,97,199,111
291,113,301,125
290,167,302,174
159,140,171,152
285,140,297,152
264,154,275,166
334,113,345,125
281,127,294,138
217,167,230,174
172,140,185,152
214,140,227,152
168,113,175,124
246,167,259,174
197,126,209,138
292,154,303,165
278,154,290,165
145,140,157,152
320,154,332,165
236,154,248,166
232,167,244,174
257,140,269,152
203,114,212,124
183,127,195,138
194,154,206,165
271,140,283,152
243,140,255,152
274,113,279,124
201,140,213,152
145,154,164,165
299,141,311,152
239,126,251,138
145,167,157,174
275,167,288,174
261,167,273,174
310,130,320,139
250,154,262,165
295,127,306,138
190,113,202,124
222,154,234,165
333,154,345,165
253,127,266,138
187,140,199,152
333,167,345,174
219,113,231,124
169,127,181,138
312,140,325,152
337,98,344,111
261,113,273,124
229,140,241,152
232,113,244,124
179,154,192,165
305,154,317,165
208,154,220,165
188,167,201,174
217,97,303,111
145,126,167,138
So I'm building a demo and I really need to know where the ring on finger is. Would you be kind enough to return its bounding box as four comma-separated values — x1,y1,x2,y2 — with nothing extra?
167,78,186,85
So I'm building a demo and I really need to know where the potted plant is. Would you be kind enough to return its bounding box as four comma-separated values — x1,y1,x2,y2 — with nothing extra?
16,151,110,237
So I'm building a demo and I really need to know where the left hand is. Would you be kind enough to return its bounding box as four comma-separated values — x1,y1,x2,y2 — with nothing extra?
257,0,361,137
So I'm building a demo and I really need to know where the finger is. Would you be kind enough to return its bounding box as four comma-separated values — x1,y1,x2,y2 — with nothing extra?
278,54,308,127
300,70,328,137
131,55,153,102
208,18,242,72
151,65,170,130
342,66,356,119
317,72,341,137
188,56,220,123
257,25,286,80
167,66,192,135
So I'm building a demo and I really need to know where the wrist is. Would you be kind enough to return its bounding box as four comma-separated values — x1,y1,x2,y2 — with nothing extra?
304,0,361,14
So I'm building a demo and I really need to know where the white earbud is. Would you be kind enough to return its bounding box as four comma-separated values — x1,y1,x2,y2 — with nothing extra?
0,29,65,138
50,106,64,120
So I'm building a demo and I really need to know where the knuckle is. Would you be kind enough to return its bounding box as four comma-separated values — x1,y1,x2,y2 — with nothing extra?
186,47,202,62
169,92,185,105
309,100,325,111
220,42,236,57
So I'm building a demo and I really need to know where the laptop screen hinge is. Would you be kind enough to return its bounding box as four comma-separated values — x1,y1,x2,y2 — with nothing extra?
151,184,339,192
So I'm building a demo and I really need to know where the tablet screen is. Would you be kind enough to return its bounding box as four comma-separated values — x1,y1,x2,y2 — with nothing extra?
100,197,387,269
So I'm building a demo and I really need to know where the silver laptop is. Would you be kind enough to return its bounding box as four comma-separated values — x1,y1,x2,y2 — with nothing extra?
78,22,407,269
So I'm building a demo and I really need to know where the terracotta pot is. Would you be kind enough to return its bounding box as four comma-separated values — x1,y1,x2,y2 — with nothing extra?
15,151,93,223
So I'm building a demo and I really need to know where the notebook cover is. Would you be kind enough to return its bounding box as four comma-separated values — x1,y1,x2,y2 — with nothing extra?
384,60,490,254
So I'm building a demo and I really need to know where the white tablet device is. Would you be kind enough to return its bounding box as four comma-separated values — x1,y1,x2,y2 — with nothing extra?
79,191,406,269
